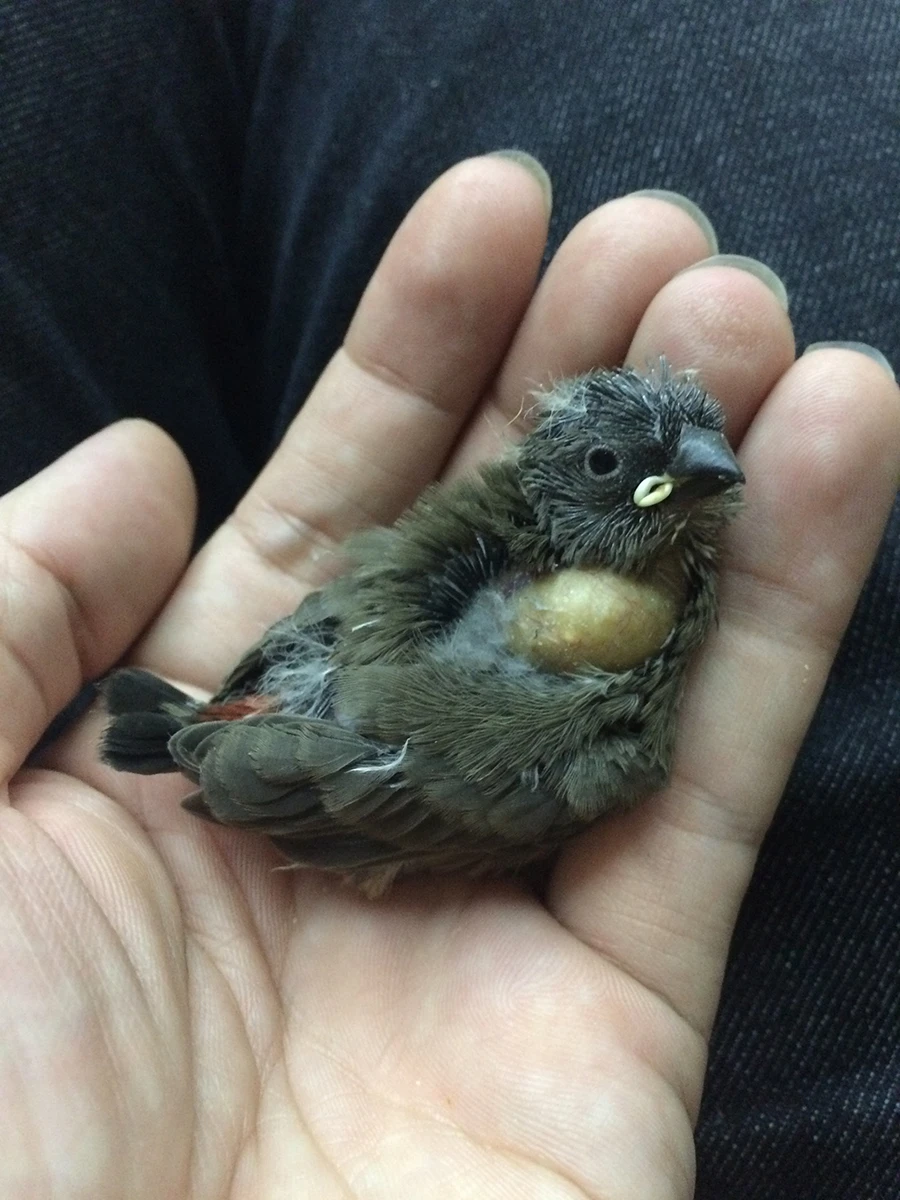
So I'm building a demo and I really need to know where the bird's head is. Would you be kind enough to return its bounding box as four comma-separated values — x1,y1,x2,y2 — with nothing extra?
516,365,744,571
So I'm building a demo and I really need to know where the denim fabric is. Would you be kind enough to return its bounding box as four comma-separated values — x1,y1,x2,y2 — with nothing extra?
0,0,253,537
2,1,898,1194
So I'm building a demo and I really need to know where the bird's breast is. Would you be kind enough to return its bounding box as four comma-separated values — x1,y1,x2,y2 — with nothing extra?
507,560,687,673
433,556,687,676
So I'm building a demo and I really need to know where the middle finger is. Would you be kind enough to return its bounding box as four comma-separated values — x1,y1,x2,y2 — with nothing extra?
449,191,718,474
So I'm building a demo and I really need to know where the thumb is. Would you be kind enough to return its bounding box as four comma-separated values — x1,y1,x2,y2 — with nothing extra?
0,420,195,781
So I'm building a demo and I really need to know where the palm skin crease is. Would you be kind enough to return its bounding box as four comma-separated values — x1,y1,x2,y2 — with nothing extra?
101,366,744,893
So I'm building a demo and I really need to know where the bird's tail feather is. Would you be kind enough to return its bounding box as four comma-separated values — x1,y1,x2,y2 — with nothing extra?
100,667,195,774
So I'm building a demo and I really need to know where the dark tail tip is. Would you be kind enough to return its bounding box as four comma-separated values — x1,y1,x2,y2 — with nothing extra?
100,668,194,775
101,668,192,716
101,713,183,773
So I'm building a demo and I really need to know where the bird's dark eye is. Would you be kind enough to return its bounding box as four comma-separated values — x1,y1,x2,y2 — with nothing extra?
585,446,618,476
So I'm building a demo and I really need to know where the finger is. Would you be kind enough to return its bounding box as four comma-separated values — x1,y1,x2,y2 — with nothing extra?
625,256,795,441
138,154,551,686
0,421,195,780
550,349,900,1039
450,192,719,473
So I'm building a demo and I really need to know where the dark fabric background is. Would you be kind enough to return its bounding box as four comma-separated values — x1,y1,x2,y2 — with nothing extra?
1,1,898,1194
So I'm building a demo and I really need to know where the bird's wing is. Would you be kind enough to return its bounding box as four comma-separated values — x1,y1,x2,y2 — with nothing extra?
167,711,563,873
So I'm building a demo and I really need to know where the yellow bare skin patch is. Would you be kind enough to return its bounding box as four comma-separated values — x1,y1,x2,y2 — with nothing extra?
506,558,686,673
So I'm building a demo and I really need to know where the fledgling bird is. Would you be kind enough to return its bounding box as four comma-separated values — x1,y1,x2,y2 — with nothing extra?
101,365,744,894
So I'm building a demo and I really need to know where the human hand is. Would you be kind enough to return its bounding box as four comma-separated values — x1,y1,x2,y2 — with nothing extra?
3,155,898,1198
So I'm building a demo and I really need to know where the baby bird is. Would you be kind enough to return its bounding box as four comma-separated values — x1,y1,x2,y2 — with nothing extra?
101,365,743,894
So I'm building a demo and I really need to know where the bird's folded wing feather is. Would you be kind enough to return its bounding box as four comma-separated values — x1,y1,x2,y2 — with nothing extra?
168,712,563,860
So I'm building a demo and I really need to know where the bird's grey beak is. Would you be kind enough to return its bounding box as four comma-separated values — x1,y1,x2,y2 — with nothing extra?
667,425,744,498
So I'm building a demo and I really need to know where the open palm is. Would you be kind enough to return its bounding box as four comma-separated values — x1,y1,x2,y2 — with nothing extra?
3,157,897,1199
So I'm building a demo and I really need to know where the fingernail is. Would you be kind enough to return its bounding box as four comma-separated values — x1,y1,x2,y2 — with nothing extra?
803,341,895,382
680,254,789,313
488,150,553,214
630,189,718,255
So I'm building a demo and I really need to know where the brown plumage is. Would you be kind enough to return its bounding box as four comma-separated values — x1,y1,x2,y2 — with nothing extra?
101,365,743,894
